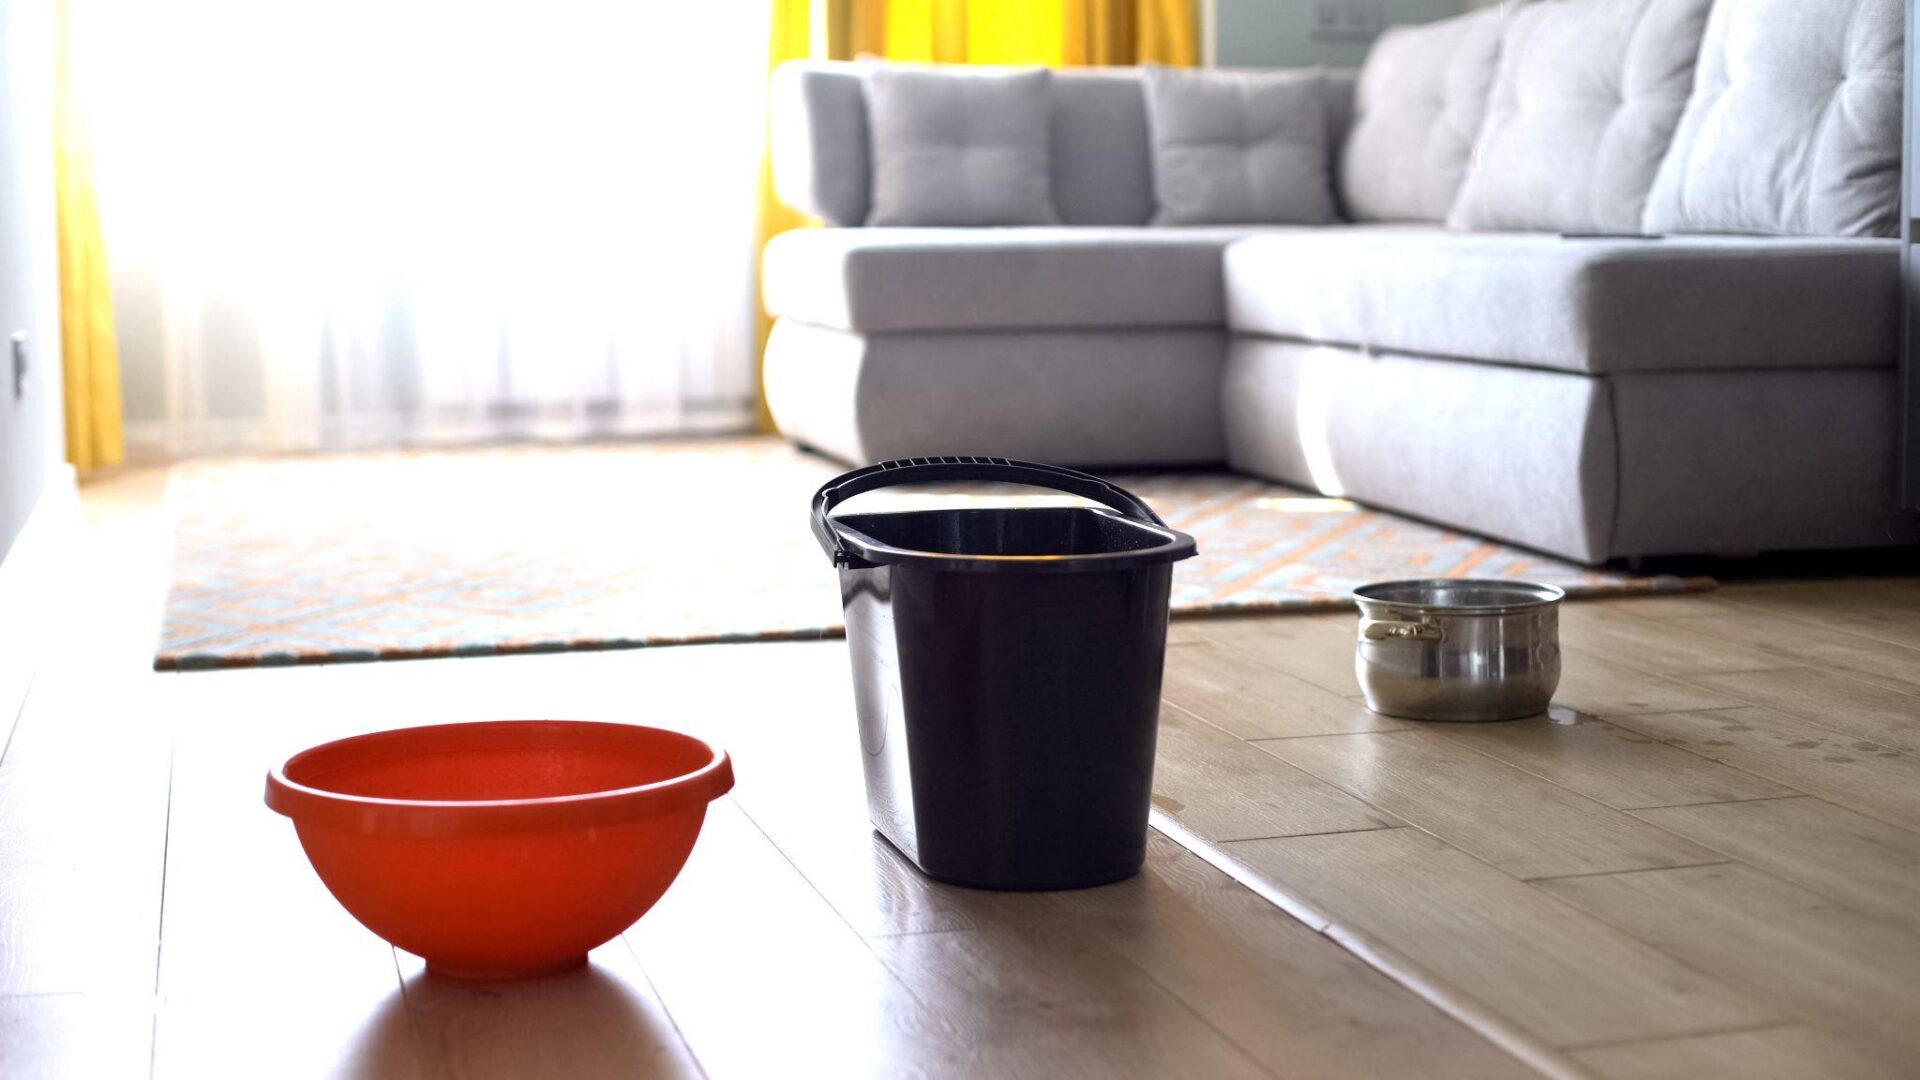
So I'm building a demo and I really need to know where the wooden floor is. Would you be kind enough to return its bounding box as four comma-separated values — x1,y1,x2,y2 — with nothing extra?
1156,586,1920,1079
2,468,1917,1078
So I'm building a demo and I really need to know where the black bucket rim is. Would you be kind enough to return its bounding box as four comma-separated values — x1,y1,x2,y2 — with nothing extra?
812,457,1198,573
830,506,1196,574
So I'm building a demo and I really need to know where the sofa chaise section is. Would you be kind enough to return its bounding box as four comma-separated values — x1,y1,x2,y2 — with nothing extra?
1222,228,1911,561
1223,341,1618,560
1225,342,1907,564
1224,228,1901,375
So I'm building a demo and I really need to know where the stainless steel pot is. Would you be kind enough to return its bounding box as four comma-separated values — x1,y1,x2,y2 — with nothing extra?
1352,579,1564,722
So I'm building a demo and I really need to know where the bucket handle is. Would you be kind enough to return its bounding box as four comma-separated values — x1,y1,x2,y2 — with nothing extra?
811,456,1169,569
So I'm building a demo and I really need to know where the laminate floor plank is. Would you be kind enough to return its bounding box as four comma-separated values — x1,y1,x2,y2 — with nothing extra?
0,676,169,1000
0,860,164,1002
1161,638,1413,739
1571,1024,1897,1080
1034,832,1541,1080
625,799,1043,1079
1714,580,1920,645
1180,614,1365,698
1539,863,1920,1072
0,992,155,1080
1150,705,1399,843
0,689,171,868
1580,594,1738,620
869,925,1274,1080
1661,607,1920,696
0,663,28,763
1219,828,1777,1048
1428,712,1797,810
1630,796,1920,932
1611,707,1920,833
1685,667,1920,753
1259,731,1722,879
394,944,701,1080
732,810,1039,940
1557,604,1786,679
1166,620,1214,646
153,723,426,1080
1550,648,1743,717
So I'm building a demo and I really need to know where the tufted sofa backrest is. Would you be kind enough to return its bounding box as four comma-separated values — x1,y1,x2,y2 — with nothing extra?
1643,0,1905,237
770,61,1358,227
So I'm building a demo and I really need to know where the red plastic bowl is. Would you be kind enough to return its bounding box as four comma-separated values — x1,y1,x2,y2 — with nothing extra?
264,720,733,979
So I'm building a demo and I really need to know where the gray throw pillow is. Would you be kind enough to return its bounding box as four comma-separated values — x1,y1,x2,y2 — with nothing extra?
1643,0,1903,237
1341,7,1506,223
863,66,1059,227
1142,67,1337,227
1447,0,1713,234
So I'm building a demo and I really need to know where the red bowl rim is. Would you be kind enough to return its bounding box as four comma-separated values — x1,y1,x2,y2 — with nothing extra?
264,720,735,838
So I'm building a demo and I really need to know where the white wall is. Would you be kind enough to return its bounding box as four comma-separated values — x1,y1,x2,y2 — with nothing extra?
1214,0,1472,68
0,0,64,562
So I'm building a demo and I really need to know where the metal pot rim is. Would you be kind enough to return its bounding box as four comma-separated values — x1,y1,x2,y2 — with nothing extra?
1351,578,1566,616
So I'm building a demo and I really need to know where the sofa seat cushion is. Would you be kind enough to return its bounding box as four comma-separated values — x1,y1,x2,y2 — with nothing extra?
766,321,1226,467
1224,228,1899,375
764,226,1278,333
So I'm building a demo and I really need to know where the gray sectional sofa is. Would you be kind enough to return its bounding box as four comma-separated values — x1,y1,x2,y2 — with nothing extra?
763,0,1915,565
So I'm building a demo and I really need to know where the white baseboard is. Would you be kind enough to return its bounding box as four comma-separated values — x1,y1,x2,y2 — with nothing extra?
0,465,80,755
0,462,79,601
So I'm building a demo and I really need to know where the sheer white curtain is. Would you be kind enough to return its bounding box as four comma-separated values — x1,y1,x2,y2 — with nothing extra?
80,0,770,459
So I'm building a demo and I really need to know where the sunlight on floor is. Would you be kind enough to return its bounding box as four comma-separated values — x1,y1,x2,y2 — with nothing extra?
1254,496,1357,514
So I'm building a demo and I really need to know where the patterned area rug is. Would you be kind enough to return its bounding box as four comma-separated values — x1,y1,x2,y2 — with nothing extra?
156,438,1709,669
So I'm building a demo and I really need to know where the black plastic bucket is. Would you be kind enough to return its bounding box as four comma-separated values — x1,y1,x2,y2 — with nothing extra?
811,457,1198,890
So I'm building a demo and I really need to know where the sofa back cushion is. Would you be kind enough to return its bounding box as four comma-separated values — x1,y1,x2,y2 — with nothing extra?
1142,67,1339,226
864,67,1059,227
1340,7,1505,223
1050,70,1159,226
1643,0,1903,237
770,61,872,227
773,62,1161,227
1447,0,1713,234
769,61,1360,228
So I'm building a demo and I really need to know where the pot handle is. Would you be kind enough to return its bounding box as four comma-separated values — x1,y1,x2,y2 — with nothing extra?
1362,618,1446,643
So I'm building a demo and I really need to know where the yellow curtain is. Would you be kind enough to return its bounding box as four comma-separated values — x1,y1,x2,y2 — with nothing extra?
54,0,122,471
754,0,1196,430
839,0,1195,65
1068,0,1199,66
